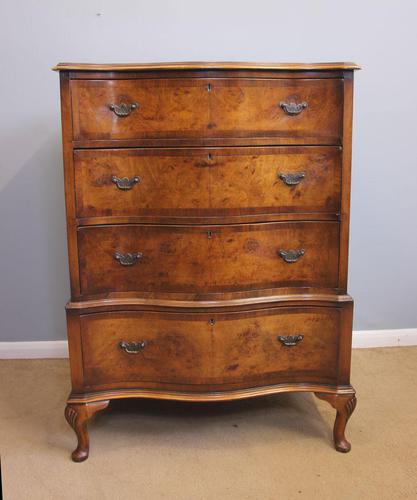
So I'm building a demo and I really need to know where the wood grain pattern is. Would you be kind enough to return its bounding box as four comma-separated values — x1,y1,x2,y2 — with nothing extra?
68,383,355,404
77,213,339,227
65,401,110,461
315,392,357,452
71,78,209,141
74,146,341,219
77,222,340,295
68,70,346,82
71,78,342,144
66,292,353,313
53,61,361,71
338,72,354,291
55,62,358,459
209,78,343,143
60,72,81,298
79,307,340,390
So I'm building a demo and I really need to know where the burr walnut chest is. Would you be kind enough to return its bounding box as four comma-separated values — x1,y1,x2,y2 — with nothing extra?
54,61,360,461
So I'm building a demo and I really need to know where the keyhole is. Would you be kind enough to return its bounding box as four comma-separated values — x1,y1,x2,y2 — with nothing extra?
207,83,212,92
207,230,213,239
209,318,215,326
208,153,213,160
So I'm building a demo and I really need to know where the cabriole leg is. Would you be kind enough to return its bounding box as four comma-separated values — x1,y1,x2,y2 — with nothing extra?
315,392,357,452
64,400,110,462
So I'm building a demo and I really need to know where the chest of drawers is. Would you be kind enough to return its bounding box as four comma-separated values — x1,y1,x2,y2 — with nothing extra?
54,61,360,461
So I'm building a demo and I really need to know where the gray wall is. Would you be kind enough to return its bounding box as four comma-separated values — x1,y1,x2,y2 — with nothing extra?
1,0,416,341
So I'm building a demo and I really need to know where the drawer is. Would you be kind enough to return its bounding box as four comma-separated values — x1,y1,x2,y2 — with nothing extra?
74,146,341,219
77,222,339,295
71,78,210,141
71,78,343,144
210,78,343,144
79,307,341,390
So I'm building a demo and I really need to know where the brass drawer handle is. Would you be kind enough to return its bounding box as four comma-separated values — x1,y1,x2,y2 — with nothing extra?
112,175,140,190
277,335,304,347
280,101,308,116
114,252,143,266
278,249,305,263
119,340,146,354
278,172,305,186
108,102,138,117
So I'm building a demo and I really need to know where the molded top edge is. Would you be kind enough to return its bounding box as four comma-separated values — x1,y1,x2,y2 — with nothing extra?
52,61,361,72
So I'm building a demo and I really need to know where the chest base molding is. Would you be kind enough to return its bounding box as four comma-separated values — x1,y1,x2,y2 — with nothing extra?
68,383,355,404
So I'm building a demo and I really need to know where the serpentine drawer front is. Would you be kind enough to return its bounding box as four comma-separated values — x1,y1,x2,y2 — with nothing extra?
74,146,342,220
55,61,359,461
80,307,341,391
71,78,342,143
77,222,340,295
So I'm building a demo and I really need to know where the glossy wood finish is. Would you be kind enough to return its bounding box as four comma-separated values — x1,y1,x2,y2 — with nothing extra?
72,78,208,141
80,307,341,391
53,61,361,71
65,401,110,462
77,222,339,295
66,291,353,313
209,78,342,144
338,72,354,290
56,62,359,460
315,392,357,452
74,146,341,219
71,78,342,144
60,72,81,296
68,384,355,404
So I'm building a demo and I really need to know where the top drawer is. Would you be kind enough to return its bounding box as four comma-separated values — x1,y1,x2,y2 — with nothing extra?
71,78,343,144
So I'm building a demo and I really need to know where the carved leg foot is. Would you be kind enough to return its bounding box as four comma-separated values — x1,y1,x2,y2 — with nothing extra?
315,392,357,452
65,400,110,462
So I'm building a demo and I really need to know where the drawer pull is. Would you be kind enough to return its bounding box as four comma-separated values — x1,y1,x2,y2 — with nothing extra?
280,101,308,116
119,340,146,354
108,102,138,117
278,172,306,186
114,252,143,266
277,335,304,347
278,249,305,263
112,175,140,190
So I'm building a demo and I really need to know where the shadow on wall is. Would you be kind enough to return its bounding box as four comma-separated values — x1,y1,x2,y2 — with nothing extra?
0,129,69,342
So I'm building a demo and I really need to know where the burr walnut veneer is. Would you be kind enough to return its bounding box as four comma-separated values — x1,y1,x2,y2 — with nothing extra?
54,61,359,461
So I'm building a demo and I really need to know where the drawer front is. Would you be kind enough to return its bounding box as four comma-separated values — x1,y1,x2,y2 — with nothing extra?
71,79,210,141
210,78,343,143
71,78,342,143
81,312,213,387
80,307,340,390
213,307,340,385
77,222,339,295
74,147,341,218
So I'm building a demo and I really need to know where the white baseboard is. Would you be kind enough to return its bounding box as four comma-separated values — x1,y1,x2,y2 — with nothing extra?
0,340,69,359
0,329,416,359
352,328,417,348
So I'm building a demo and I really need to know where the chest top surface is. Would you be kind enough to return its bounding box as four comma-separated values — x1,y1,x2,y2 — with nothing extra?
53,61,361,72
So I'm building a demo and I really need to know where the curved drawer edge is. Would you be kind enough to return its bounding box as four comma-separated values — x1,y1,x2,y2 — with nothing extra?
68,383,356,404
66,293,353,313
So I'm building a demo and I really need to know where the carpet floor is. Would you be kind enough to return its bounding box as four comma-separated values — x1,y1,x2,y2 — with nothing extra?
0,347,416,500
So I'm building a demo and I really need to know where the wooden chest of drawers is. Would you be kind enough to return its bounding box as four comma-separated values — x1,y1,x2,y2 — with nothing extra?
54,61,360,461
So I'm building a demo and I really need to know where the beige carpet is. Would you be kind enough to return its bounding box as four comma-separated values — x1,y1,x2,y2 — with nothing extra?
1,347,416,500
